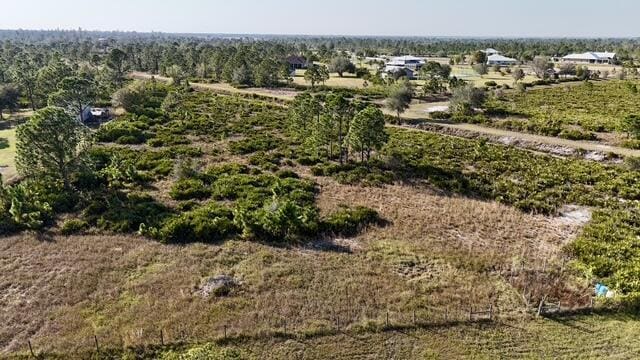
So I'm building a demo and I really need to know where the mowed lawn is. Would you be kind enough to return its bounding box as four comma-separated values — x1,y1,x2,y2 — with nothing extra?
451,66,538,87
0,128,16,181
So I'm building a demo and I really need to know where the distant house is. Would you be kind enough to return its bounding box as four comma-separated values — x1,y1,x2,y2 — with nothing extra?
562,52,617,64
381,55,424,79
385,55,425,71
481,48,501,56
486,54,517,66
285,55,309,70
382,66,416,80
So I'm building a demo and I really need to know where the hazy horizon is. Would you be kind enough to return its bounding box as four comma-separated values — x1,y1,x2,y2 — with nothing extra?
3,0,640,38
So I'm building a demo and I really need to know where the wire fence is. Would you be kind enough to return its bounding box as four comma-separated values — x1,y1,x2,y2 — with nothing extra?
24,298,600,358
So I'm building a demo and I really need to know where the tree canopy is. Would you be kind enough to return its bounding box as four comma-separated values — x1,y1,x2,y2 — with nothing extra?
15,106,91,188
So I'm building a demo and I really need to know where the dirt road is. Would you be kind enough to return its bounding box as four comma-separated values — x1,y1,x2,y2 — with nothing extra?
129,72,299,101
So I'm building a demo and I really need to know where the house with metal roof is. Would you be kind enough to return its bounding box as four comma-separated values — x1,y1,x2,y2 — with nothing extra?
382,55,424,79
487,54,517,66
561,52,617,64
481,48,500,56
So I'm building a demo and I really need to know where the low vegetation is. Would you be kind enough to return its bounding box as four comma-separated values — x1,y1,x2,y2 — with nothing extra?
486,80,640,142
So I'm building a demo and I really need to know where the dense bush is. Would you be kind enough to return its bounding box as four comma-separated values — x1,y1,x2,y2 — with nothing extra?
559,128,597,141
96,117,148,144
169,178,211,200
149,203,236,243
83,191,171,233
322,205,383,236
60,219,89,235
486,80,640,134
311,162,395,187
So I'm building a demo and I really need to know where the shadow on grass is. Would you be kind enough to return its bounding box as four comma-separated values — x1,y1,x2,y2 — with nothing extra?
0,137,8,150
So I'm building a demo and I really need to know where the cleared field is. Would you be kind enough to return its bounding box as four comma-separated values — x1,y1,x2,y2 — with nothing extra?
0,178,579,355
292,73,368,89
451,65,538,87
1,87,593,356
130,72,300,101
5,81,640,359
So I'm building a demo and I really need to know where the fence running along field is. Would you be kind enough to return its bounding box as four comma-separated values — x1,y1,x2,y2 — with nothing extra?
22,299,601,358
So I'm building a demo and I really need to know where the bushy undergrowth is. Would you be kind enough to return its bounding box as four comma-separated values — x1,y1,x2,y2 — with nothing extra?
486,80,640,134
323,205,384,236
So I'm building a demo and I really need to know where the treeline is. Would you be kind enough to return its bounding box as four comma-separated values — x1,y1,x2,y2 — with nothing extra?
3,30,640,61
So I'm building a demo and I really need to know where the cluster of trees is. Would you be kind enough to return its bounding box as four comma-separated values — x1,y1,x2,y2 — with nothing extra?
419,61,452,95
0,46,126,119
289,92,387,163
0,105,91,232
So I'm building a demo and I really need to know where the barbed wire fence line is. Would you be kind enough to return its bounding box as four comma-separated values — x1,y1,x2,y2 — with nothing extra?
23,298,599,358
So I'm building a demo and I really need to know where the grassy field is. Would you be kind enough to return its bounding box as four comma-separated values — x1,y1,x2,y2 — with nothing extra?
451,66,538,87
0,84,595,357
130,72,300,101
292,71,368,89
4,82,640,358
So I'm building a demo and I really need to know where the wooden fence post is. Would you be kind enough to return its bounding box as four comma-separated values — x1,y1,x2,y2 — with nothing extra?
160,329,164,346
537,298,545,317
94,335,100,353
413,310,416,326
386,311,389,328
28,340,35,358
489,304,493,321
468,307,473,321
223,325,227,339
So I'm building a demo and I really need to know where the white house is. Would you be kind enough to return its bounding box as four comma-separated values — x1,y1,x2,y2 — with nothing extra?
562,52,617,64
487,54,517,66
385,55,425,71
382,55,424,79
481,48,500,56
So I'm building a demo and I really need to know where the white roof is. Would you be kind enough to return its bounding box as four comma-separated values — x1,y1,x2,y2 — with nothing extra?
487,54,517,63
384,65,414,73
563,52,616,61
387,55,425,66
482,48,500,54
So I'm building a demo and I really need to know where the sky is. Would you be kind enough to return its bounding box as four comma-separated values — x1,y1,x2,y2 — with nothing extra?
2,0,639,38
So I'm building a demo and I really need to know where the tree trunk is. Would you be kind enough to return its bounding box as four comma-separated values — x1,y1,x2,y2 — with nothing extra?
28,89,36,111
338,118,343,164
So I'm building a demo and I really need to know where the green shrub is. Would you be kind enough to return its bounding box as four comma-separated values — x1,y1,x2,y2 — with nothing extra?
96,119,147,144
276,169,299,179
559,128,597,141
169,178,211,200
84,192,170,233
234,197,319,241
153,203,236,243
429,111,451,120
322,205,383,236
61,219,89,235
